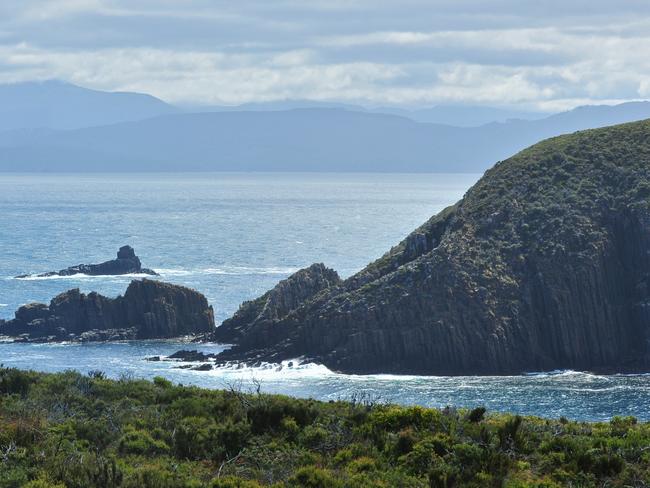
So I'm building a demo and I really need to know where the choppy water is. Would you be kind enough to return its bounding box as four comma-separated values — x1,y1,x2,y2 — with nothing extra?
1,173,649,421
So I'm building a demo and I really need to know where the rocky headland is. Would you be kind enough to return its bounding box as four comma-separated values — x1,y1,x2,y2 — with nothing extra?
0,279,214,342
210,119,650,375
15,245,158,278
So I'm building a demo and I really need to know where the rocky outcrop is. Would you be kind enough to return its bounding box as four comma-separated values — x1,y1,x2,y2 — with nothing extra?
214,263,341,343
0,279,214,342
16,245,158,278
213,119,650,375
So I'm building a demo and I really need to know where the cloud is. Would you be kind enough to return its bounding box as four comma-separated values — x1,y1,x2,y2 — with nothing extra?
0,1,649,109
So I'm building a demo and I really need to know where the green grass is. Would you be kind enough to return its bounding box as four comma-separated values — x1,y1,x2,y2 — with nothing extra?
0,367,648,487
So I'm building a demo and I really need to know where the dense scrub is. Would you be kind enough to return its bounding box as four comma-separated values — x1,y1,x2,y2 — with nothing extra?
0,368,648,487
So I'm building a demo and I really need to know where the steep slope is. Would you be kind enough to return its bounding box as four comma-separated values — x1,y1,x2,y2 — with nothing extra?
215,120,650,374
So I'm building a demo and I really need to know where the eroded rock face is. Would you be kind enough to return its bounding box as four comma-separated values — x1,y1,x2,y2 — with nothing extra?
213,263,341,343
15,245,158,278
0,279,214,341
215,120,650,375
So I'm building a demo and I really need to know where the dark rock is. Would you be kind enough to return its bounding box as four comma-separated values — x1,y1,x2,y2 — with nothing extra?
0,279,214,342
215,120,650,375
145,356,161,361
191,363,213,371
214,263,341,343
16,245,158,278
167,349,214,362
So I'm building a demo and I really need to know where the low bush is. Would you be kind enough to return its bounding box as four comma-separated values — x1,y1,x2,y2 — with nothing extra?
0,367,647,487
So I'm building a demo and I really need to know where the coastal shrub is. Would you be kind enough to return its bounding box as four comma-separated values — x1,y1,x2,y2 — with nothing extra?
394,427,417,456
22,480,67,488
281,416,300,441
173,416,218,459
369,405,441,432
0,367,33,396
346,456,377,474
247,395,318,434
428,462,459,488
467,406,486,423
287,466,341,488
211,476,263,488
498,415,523,450
119,428,170,455
609,415,637,436
298,424,329,448
153,376,173,389
0,368,648,488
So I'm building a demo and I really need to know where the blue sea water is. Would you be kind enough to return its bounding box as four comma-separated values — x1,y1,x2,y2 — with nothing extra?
1,172,649,421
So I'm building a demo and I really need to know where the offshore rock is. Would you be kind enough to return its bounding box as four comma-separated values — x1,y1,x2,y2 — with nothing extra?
15,245,158,278
0,279,214,341
167,349,215,362
215,120,650,375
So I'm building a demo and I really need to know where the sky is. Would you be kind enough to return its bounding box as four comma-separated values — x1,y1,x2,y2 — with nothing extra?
1,0,650,111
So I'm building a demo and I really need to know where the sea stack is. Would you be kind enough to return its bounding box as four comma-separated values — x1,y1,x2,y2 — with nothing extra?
15,245,158,278
213,119,650,375
0,279,214,342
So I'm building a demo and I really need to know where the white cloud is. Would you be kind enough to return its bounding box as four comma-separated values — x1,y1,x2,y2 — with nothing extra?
1,2,650,109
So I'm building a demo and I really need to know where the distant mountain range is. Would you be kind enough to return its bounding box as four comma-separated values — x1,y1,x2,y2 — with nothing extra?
0,80,178,131
185,100,545,126
0,80,649,173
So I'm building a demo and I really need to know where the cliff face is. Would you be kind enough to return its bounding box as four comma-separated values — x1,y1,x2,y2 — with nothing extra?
0,279,214,341
214,263,341,343
215,120,650,374
15,245,158,278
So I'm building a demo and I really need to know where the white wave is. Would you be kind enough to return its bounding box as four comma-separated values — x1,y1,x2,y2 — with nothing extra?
172,359,336,379
13,272,154,281
0,303,7,307
11,266,300,281
154,268,193,276
204,266,300,275
157,266,300,277
524,369,579,377
524,370,611,381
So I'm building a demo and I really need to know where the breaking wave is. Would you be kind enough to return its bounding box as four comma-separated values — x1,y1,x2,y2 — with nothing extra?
13,273,155,281
10,266,300,281
156,266,300,277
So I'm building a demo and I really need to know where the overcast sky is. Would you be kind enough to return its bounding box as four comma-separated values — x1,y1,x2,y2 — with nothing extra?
1,0,650,110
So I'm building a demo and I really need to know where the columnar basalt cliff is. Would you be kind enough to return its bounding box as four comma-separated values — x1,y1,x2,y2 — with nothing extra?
15,245,158,278
213,263,341,344
0,279,214,342
215,120,650,374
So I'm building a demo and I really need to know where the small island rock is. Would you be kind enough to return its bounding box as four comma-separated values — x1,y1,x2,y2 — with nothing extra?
16,245,158,278
0,279,214,342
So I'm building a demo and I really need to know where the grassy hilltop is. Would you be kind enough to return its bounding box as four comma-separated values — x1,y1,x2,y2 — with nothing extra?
0,368,648,487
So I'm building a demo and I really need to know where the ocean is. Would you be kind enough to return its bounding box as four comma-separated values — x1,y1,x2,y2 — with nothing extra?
1,172,648,421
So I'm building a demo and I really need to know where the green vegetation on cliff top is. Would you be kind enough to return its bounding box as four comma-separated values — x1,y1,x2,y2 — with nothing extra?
362,119,650,282
1,368,648,487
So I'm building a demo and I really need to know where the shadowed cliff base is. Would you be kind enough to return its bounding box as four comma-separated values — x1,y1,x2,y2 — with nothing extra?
213,119,650,375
